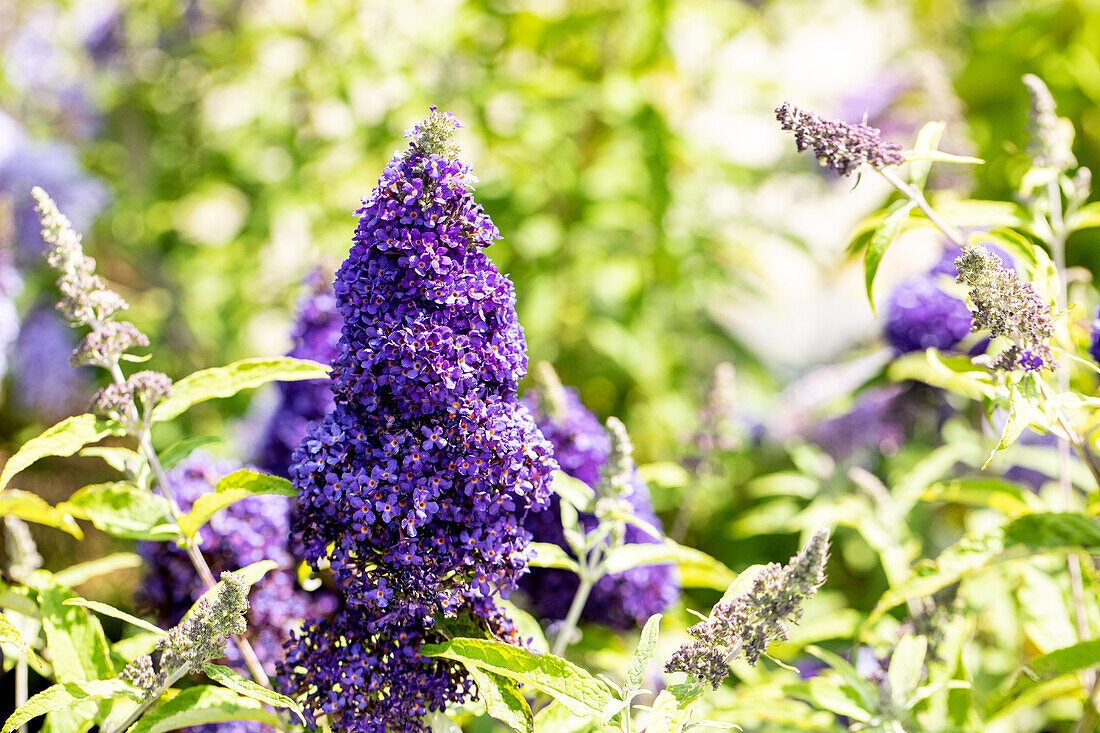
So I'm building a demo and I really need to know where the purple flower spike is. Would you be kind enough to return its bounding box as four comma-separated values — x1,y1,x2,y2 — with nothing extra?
282,109,555,731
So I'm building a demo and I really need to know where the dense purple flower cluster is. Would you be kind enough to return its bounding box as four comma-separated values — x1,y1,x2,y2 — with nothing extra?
138,451,336,678
282,109,555,731
281,604,485,733
884,274,971,354
256,269,341,476
519,385,680,629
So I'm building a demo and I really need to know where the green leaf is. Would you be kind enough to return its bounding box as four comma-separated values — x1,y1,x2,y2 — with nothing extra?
531,702,593,733
902,150,984,165
177,470,295,538
528,542,580,572
38,578,115,684
637,462,691,489
551,470,596,511
888,635,928,709
2,680,138,733
79,447,145,478
421,637,617,720
0,612,47,672
864,200,916,312
984,382,1040,469
128,685,283,733
907,121,946,187
158,436,223,470
603,541,735,590
425,711,462,732
464,664,534,733
1002,512,1100,552
1067,200,1100,232
202,663,304,722
62,598,166,637
625,614,662,692
1030,640,1100,677
644,683,704,733
0,414,123,492
152,357,329,422
806,645,880,713
888,349,997,401
784,679,874,723
61,482,178,541
54,553,143,589
920,478,1037,518
0,490,82,538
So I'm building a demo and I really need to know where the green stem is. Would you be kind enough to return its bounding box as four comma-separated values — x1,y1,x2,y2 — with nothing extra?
15,656,27,733
105,359,272,689
551,574,595,658
878,168,966,247
1043,179,1095,694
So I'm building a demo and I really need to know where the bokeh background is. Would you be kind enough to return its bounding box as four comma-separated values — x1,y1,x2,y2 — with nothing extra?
3,0,1100,703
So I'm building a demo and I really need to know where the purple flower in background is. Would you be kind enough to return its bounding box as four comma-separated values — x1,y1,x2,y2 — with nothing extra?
884,276,971,354
255,269,341,477
0,124,108,265
283,109,555,731
1089,306,1100,365
138,451,336,679
11,303,92,421
80,0,126,66
807,385,917,462
519,384,680,629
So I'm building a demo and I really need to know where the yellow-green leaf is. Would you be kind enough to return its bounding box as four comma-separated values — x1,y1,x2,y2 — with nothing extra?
152,357,329,422
0,414,122,492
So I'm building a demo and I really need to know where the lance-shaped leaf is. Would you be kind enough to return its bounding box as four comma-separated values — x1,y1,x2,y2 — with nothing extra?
1002,512,1100,552
38,578,115,684
864,200,916,312
158,436,223,470
60,483,178,541
550,470,596,511
2,680,138,733
152,357,330,422
464,664,533,733
603,541,735,590
63,598,166,637
54,553,143,589
0,415,124,492
0,490,82,538
421,637,618,720
644,683,704,733
527,542,580,572
1030,640,1100,678
128,685,283,733
178,470,295,537
202,664,304,722
0,612,48,673
625,614,661,692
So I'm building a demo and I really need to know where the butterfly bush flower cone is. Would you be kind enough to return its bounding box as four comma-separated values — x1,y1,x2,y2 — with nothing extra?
280,108,556,732
520,367,680,629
